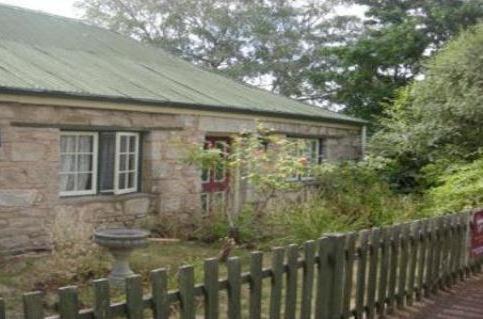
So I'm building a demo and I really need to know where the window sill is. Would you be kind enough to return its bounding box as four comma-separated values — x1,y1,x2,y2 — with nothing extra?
59,192,153,205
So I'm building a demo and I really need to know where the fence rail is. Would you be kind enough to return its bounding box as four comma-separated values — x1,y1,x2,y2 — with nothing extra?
2,212,483,319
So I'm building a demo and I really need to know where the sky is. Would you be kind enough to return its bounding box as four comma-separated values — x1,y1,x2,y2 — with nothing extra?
0,0,80,18
0,0,366,20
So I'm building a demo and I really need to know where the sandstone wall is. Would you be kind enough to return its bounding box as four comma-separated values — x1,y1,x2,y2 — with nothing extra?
0,101,362,254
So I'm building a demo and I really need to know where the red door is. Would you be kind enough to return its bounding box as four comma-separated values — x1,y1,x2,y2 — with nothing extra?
201,137,230,214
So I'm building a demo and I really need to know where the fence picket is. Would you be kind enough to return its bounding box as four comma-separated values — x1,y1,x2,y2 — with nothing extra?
227,257,242,319
329,235,345,319
387,225,401,314
204,258,219,319
425,220,435,298
59,286,79,319
377,228,390,316
342,233,356,319
397,224,410,309
23,292,44,319
432,219,443,294
0,298,4,319
179,266,195,319
416,220,428,301
407,222,419,306
93,279,110,319
284,244,299,319
126,275,143,319
366,229,380,319
151,268,168,319
300,240,315,319
249,251,263,319
355,230,369,319
269,248,284,319
315,237,331,319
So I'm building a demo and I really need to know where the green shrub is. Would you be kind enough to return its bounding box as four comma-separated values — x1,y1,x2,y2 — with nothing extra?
314,159,425,227
425,157,483,214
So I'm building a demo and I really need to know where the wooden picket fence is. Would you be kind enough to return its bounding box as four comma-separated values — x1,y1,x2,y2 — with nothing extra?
1,212,482,319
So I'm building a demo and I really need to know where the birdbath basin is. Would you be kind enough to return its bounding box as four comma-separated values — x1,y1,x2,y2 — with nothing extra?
94,228,149,285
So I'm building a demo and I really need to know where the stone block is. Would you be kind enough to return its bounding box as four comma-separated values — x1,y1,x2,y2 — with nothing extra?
124,197,151,216
10,142,47,161
0,190,39,207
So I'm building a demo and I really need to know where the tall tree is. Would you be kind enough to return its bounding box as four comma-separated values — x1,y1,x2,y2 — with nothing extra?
310,0,483,120
75,0,356,98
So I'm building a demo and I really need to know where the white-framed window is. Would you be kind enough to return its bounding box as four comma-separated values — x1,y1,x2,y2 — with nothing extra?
59,131,140,197
287,137,324,182
59,132,98,196
114,132,140,195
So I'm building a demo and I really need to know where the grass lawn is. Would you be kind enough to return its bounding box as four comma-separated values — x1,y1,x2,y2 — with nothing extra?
0,240,276,318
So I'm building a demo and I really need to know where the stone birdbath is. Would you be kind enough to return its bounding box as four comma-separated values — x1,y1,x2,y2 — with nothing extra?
94,228,149,286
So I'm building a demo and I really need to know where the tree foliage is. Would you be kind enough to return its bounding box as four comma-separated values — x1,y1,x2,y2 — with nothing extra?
370,24,483,190
310,0,483,120
75,0,355,98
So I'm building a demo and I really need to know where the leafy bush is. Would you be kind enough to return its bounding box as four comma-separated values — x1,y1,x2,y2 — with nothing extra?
370,24,483,191
192,207,268,244
425,157,483,214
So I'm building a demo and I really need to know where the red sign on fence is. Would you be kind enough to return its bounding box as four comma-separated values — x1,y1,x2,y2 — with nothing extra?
470,209,483,256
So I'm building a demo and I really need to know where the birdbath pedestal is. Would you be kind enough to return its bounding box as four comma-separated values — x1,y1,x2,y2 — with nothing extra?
94,228,149,286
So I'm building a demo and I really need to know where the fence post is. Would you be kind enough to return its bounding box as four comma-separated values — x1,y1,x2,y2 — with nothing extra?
355,230,369,319
425,219,435,298
285,244,299,319
150,268,169,319
227,257,242,319
23,291,44,319
204,258,219,319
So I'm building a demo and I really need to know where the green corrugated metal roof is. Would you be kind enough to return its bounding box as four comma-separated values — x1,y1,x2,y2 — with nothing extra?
0,4,365,125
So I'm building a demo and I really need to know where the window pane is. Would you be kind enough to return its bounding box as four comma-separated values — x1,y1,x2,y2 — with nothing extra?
60,155,76,172
77,154,93,172
78,136,93,153
201,193,209,215
215,163,225,181
129,136,136,152
128,154,136,170
128,172,135,188
99,132,115,191
60,136,76,153
77,173,92,190
120,136,128,152
60,174,76,192
119,172,127,189
201,168,210,183
120,154,127,171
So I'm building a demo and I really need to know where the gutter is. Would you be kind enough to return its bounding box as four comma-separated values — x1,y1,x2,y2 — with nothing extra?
0,87,368,126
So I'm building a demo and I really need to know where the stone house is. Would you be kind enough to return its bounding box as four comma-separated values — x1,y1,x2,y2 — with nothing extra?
0,4,366,255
